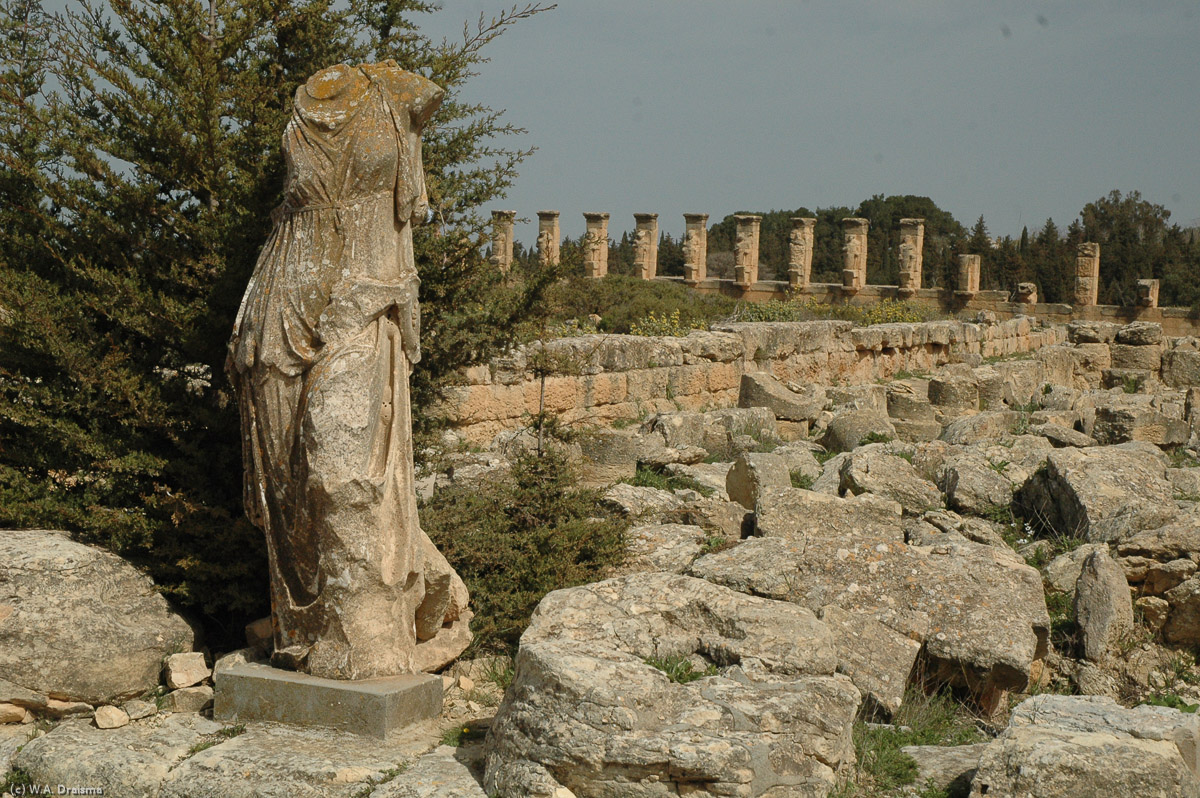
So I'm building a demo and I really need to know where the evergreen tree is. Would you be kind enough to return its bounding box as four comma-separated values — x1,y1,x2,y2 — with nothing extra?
0,0,552,643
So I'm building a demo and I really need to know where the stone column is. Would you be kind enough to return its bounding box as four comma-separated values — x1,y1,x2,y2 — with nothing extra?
489,210,515,273
897,218,925,298
582,212,609,279
1016,282,1038,305
1137,278,1160,308
841,217,869,294
682,213,709,285
633,213,659,279
536,210,560,267
788,217,816,290
734,214,762,288
956,254,981,298
1074,242,1100,306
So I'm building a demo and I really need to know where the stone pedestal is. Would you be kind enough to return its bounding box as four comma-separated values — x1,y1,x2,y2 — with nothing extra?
537,210,560,267
633,213,659,279
1074,242,1100,306
214,662,441,739
788,217,815,290
582,212,609,279
734,214,762,288
489,210,515,273
683,213,709,284
841,217,869,294
898,218,924,298
956,254,981,299
1016,282,1038,305
1138,278,1160,308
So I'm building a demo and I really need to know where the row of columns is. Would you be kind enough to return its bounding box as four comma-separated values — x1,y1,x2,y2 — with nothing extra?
488,210,1112,308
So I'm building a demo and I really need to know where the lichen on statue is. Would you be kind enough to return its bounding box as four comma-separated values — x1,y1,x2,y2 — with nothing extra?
227,61,471,680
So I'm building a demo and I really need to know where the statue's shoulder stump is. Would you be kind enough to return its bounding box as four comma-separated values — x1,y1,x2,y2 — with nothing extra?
214,661,441,739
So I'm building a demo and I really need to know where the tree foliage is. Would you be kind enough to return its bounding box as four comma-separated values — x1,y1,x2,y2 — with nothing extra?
0,0,553,644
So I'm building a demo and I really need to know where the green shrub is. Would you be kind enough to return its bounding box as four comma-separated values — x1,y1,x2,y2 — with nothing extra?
421,449,627,654
1141,693,1200,713
624,464,713,496
734,297,945,326
644,654,718,684
546,275,736,335
790,470,815,490
844,686,984,796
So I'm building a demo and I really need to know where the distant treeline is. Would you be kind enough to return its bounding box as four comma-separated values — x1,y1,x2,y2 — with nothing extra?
513,191,1200,307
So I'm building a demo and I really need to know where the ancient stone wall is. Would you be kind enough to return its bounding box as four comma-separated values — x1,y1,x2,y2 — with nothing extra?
439,317,1066,444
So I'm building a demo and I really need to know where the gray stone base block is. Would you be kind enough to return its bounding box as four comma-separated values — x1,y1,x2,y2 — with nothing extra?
214,662,441,739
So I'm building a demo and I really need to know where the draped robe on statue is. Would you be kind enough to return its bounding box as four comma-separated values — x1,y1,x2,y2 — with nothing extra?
228,62,470,680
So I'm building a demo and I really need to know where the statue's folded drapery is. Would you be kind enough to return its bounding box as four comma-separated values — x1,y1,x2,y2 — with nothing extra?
228,62,470,680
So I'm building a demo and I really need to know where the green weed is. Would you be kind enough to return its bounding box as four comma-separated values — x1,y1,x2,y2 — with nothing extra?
645,654,718,684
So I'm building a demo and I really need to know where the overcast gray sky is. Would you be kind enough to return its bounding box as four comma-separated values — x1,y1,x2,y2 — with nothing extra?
418,1,1200,245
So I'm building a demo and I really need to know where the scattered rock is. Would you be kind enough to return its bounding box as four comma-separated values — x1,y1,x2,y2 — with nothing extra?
164,652,211,690
691,488,1050,707
94,705,130,729
820,410,896,453
484,572,859,797
738,372,825,421
902,743,987,796
725,451,791,510
123,698,157,721
1074,548,1134,662
0,529,196,705
839,448,941,514
623,524,706,574
162,685,213,714
1016,443,1176,543
818,605,920,716
969,694,1200,797
938,452,1013,516
0,703,25,724
373,744,487,797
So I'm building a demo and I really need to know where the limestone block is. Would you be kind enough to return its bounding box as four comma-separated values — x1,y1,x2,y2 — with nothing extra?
164,652,210,690
1015,443,1176,543
1164,349,1200,388
1117,321,1164,346
623,524,707,575
820,410,895,453
1074,548,1134,662
122,699,158,720
1111,341,1163,371
737,371,824,421
576,427,638,488
818,605,920,716
1041,544,1106,596
93,705,130,729
1138,596,1170,633
726,451,792,510
839,448,942,515
0,703,25,724
1068,320,1120,344
691,487,1050,702
163,686,213,714
904,744,987,796
938,453,1013,516
939,411,1020,445
0,529,196,706
928,374,978,414
484,573,858,798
